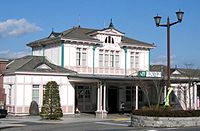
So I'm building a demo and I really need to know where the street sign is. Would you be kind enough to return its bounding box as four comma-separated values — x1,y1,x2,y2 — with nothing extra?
138,71,161,78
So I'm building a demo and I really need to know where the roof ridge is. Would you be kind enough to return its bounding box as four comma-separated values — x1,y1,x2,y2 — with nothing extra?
16,56,35,71
62,27,77,36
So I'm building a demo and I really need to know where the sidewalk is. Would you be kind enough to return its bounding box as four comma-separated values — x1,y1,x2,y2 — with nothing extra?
0,113,130,129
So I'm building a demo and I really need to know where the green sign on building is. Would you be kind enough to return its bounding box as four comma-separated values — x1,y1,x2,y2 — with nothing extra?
138,71,146,77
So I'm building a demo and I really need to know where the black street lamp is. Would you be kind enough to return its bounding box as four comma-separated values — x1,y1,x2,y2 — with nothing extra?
154,9,184,105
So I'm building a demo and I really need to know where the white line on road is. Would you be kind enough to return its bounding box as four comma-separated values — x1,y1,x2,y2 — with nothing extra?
95,121,129,127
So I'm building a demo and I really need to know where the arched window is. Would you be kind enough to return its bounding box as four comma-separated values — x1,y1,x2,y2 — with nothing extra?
105,37,108,43
108,36,111,43
112,38,114,43
105,36,114,44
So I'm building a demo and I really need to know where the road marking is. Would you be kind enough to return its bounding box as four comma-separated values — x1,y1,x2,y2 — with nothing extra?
147,128,178,131
95,121,129,127
112,117,129,121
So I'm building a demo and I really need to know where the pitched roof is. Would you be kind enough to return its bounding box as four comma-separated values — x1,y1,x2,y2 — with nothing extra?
4,55,76,75
27,25,154,48
62,26,100,42
150,65,200,78
122,36,155,48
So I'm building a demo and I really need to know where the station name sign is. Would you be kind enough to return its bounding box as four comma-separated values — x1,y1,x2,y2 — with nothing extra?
138,71,162,78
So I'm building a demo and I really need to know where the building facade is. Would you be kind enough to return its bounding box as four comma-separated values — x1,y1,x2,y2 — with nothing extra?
3,56,76,115
3,22,200,116
150,65,200,110
27,22,154,76
25,22,155,116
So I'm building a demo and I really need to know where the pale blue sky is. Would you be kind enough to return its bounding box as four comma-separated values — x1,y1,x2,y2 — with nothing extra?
0,0,199,67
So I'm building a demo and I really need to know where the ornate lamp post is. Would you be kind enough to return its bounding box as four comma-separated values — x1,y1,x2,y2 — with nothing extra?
154,9,184,105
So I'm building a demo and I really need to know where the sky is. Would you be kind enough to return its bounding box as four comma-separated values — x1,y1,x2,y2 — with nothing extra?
0,0,200,68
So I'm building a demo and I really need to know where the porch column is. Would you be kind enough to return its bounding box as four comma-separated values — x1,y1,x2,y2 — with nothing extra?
135,85,138,110
97,85,100,111
194,82,197,110
95,83,107,119
103,84,106,111
96,84,102,111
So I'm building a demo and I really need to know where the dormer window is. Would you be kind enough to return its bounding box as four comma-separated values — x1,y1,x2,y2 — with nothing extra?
105,36,114,44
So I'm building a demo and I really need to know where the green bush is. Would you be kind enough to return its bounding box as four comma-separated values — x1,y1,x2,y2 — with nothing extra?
132,109,200,117
40,81,63,120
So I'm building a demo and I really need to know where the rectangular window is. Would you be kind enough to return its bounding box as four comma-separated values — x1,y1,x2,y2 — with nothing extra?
98,50,121,68
76,48,81,66
110,51,114,67
105,51,109,67
99,50,103,67
32,85,39,104
82,48,87,66
115,51,120,68
130,52,135,69
126,87,135,102
76,48,87,66
135,52,139,69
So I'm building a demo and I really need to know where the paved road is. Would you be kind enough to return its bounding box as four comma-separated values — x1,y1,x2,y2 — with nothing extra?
2,120,200,131
1,114,200,131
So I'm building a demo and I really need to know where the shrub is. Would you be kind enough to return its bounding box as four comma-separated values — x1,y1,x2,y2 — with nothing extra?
132,109,200,117
40,81,63,120
29,101,39,116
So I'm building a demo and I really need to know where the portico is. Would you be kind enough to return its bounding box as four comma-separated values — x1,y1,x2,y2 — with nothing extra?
68,74,154,118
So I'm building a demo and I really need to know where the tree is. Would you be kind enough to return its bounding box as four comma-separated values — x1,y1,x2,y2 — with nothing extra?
136,79,151,108
40,81,63,120
136,79,165,109
152,79,165,108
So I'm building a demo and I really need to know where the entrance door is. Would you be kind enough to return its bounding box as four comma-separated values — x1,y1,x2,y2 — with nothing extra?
108,87,118,113
75,86,93,112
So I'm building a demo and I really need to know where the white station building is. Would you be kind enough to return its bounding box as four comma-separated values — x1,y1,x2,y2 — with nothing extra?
3,21,200,116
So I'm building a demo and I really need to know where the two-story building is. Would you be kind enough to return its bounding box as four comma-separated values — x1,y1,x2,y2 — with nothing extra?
3,21,156,116
26,21,155,117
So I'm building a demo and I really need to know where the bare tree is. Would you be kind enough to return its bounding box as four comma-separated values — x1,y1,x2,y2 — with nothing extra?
152,79,165,108
136,78,164,109
136,79,151,108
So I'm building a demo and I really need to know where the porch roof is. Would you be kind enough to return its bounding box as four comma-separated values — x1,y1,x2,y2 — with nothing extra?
68,74,162,83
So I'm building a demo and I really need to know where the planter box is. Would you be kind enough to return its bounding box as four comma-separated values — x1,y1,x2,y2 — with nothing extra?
131,115,200,127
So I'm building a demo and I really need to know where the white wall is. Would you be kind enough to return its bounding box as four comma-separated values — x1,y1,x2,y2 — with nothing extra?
3,74,74,115
45,43,61,66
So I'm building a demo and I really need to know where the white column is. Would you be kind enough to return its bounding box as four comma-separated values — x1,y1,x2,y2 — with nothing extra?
194,83,197,110
103,84,106,111
100,84,103,111
135,86,138,110
97,86,100,111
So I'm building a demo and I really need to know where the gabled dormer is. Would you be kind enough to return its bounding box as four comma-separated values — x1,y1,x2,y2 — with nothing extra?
36,63,52,70
172,70,181,75
88,19,125,44
48,29,61,38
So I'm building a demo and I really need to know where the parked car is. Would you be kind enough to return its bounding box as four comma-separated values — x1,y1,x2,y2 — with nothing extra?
0,109,8,118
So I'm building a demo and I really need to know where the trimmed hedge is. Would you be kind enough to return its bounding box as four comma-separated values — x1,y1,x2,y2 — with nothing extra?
132,109,200,117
